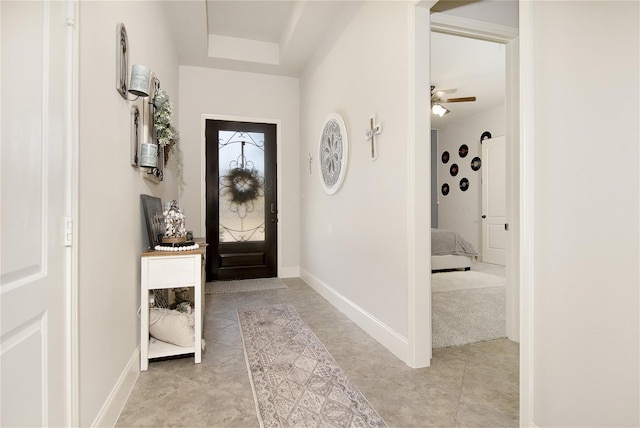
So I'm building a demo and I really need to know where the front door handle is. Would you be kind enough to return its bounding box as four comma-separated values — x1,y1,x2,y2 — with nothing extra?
270,203,277,214
482,215,486,218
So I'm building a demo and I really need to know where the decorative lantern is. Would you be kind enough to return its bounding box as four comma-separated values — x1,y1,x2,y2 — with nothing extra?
162,200,186,242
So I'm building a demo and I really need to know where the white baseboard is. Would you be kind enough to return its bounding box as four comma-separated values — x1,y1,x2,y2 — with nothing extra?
300,268,409,363
279,266,300,278
91,346,140,428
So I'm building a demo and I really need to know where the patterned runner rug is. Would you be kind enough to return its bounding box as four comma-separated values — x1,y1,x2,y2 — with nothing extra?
237,304,388,428
205,277,287,295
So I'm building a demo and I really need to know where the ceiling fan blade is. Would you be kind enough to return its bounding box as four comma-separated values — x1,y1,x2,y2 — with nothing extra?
436,88,457,95
442,96,476,103
434,88,457,99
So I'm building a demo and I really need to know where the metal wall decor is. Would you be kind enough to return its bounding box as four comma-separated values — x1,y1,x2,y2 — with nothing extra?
318,113,349,195
116,23,129,99
441,151,450,164
471,156,482,171
364,114,382,160
142,72,163,181
441,183,450,196
459,177,469,191
480,131,492,143
130,105,140,166
440,139,481,196
458,144,469,158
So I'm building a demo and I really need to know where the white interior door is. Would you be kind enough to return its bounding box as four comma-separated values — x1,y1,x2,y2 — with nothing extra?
481,136,506,265
1,1,71,425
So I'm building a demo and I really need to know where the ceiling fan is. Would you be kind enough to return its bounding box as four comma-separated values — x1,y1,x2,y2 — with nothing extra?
430,86,476,117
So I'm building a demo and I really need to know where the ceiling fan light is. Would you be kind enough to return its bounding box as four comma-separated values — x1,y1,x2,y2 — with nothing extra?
432,103,449,117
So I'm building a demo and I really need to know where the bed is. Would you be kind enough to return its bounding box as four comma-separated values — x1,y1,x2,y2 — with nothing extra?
431,228,478,272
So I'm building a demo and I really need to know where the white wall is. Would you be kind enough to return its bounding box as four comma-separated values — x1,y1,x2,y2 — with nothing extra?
528,2,639,426
436,105,505,253
178,66,301,276
300,1,425,359
78,2,179,425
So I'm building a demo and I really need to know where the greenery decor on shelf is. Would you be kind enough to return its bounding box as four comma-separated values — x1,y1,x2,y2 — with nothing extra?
153,88,184,185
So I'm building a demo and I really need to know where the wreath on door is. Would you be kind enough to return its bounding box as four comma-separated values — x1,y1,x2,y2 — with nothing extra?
223,167,263,204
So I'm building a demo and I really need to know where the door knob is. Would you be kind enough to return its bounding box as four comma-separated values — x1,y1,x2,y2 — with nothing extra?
482,215,486,218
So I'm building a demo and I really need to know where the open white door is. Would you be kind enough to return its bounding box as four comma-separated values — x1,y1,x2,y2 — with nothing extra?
481,136,506,265
1,1,73,425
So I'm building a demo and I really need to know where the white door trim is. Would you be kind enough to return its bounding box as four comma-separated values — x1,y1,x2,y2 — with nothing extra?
518,1,535,425
409,0,524,374
407,1,434,368
65,0,80,425
430,12,519,43
430,7,534,426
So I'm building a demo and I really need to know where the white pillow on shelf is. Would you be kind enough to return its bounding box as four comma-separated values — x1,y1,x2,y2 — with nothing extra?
148,308,194,347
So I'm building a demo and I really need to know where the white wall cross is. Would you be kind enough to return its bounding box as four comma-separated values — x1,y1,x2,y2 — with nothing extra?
365,114,383,160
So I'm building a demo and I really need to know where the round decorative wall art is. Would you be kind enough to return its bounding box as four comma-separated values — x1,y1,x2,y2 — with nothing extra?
458,144,469,158
441,183,450,196
471,156,482,171
441,151,450,164
459,177,469,191
318,113,349,195
450,163,459,177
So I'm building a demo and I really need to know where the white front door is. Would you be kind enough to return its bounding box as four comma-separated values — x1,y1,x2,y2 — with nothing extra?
481,136,506,265
1,1,73,425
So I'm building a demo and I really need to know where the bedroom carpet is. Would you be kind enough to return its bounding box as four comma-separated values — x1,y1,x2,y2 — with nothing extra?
431,270,506,293
237,304,388,428
432,270,506,349
205,277,287,295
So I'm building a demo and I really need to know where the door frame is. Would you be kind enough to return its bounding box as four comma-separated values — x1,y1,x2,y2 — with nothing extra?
67,1,80,424
429,12,520,343
204,119,278,280
200,114,283,277
407,2,521,363
411,0,526,421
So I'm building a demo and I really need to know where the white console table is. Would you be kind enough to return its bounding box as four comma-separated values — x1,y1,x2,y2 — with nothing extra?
140,244,206,371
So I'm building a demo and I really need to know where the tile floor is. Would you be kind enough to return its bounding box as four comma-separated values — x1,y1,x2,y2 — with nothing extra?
116,277,518,427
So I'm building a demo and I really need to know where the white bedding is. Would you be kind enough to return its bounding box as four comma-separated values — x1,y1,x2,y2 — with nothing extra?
431,228,477,271
431,254,472,271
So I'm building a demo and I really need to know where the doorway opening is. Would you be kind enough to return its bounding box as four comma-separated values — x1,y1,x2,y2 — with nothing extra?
422,5,520,355
205,119,278,281
430,30,509,348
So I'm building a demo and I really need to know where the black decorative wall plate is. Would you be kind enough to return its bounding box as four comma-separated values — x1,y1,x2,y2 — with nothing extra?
459,178,469,191
441,183,449,196
441,151,450,164
480,131,492,143
471,156,482,171
450,163,459,176
458,144,469,158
